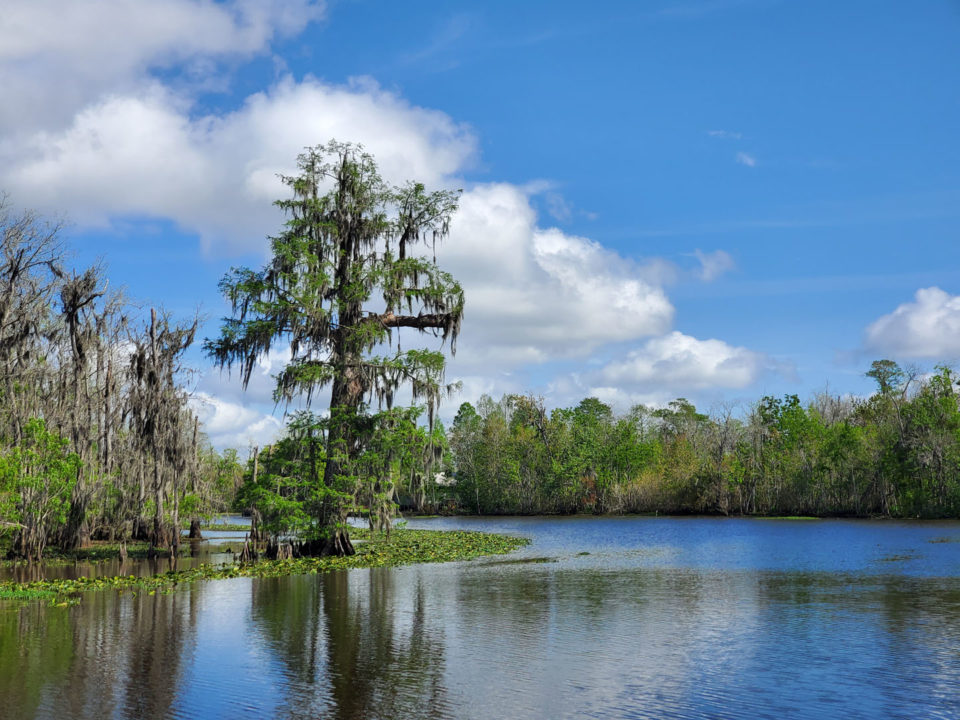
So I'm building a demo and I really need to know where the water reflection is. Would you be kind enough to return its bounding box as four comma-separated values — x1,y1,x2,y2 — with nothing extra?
249,568,450,718
441,565,960,719
1,586,200,719
1,517,959,719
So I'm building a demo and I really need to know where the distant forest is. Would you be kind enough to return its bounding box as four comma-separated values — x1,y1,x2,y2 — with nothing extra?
447,361,960,518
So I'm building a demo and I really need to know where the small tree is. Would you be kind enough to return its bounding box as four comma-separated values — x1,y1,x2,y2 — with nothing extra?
0,418,80,561
205,141,463,555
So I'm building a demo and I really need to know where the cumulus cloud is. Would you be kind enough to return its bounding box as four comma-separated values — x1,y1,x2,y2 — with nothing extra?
598,331,775,393
865,287,960,358
0,0,324,136
190,391,284,451
1,77,476,254
438,184,675,369
538,330,783,412
735,151,757,167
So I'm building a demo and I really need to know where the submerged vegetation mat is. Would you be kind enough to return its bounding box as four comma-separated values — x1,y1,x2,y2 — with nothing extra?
0,529,529,606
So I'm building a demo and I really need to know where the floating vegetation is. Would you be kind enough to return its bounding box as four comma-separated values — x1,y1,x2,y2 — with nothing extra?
928,537,960,544
0,587,63,603
878,553,921,563
484,556,555,566
0,529,528,606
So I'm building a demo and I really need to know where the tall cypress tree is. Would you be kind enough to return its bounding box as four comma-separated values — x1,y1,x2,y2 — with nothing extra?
205,141,463,554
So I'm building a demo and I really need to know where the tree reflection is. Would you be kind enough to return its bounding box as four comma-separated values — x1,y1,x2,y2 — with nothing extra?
118,589,197,718
0,587,199,719
0,602,74,716
250,567,450,719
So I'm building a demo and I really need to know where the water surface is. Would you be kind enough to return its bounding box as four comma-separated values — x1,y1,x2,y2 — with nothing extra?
3,516,959,719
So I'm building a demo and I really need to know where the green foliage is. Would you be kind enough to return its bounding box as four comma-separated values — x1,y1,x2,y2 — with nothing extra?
236,403,453,541
866,359,905,395
448,363,960,519
0,418,81,558
236,411,323,539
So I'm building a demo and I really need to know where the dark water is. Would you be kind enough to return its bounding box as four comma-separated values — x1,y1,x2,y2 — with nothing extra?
2,516,960,719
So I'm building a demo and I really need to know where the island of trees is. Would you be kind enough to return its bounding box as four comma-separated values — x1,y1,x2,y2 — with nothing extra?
1,142,958,566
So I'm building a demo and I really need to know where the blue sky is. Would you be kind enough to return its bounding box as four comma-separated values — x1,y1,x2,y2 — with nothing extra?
2,0,959,448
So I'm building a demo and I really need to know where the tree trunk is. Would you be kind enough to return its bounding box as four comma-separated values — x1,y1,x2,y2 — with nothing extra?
318,366,362,556
322,528,355,557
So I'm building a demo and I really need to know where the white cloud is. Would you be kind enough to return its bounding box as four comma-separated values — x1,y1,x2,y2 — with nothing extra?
439,184,675,371
1,76,477,254
598,331,774,392
693,249,735,281
865,287,960,358
0,0,324,136
190,391,284,450
735,151,757,167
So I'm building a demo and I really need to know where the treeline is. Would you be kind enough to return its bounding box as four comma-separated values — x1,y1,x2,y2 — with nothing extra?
0,203,241,560
448,361,960,518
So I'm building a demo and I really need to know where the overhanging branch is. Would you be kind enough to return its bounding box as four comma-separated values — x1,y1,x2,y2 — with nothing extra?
377,311,451,330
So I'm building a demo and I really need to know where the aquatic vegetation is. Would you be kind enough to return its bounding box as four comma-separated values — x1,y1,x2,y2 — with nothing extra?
0,529,528,606
0,587,62,603
877,553,921,562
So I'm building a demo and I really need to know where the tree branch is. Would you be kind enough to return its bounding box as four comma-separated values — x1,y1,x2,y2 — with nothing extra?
377,310,452,330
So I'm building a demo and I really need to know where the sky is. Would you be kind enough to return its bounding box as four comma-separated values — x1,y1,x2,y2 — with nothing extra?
2,0,959,450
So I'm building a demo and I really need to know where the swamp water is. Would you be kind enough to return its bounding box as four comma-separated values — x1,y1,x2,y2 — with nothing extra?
1,515,959,719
